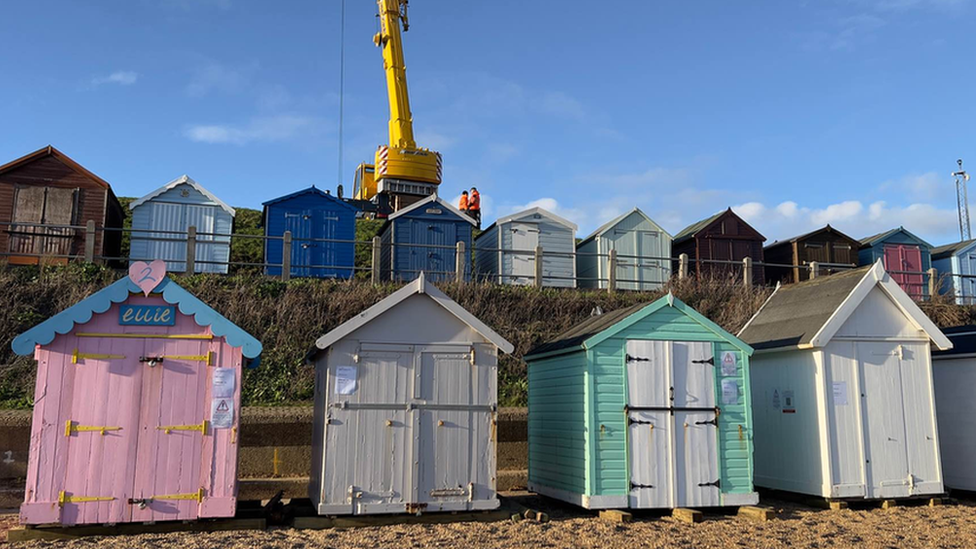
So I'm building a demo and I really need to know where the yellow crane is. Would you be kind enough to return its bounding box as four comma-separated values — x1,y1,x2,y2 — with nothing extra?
352,0,441,213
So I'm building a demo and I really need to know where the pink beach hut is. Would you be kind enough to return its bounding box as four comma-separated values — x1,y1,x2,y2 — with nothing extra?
13,261,262,526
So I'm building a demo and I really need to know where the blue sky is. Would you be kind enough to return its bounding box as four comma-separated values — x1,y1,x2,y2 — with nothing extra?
2,0,975,244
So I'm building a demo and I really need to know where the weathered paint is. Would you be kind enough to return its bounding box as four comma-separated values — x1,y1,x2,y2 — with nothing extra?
474,207,577,287
16,278,260,526
749,284,944,499
932,240,976,305
526,295,757,510
379,196,474,283
858,227,933,299
575,209,672,291
263,187,357,279
130,177,234,274
309,277,512,515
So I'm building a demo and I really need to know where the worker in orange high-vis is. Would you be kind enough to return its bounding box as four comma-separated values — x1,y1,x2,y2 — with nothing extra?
458,191,469,213
468,187,481,227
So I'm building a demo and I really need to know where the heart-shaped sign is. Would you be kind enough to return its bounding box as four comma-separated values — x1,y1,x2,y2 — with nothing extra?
128,260,167,296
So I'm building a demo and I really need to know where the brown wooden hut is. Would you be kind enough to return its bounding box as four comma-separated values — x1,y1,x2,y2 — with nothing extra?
763,225,858,284
672,208,766,285
0,146,123,264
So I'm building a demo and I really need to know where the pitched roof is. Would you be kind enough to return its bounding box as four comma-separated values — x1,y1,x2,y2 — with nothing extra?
262,186,359,212
858,226,933,249
0,145,113,191
11,276,263,364
525,293,752,360
673,210,726,244
932,239,976,260
129,175,236,216
388,194,477,225
933,325,976,358
738,261,951,351
575,208,669,248
479,206,578,237
764,225,858,251
310,272,513,355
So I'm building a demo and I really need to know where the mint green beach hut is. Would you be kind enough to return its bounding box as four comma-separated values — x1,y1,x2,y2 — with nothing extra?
524,294,757,510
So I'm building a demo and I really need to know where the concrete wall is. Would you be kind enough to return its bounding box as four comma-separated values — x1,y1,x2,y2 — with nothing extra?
0,407,529,507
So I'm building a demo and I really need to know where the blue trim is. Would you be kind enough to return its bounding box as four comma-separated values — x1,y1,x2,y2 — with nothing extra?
12,277,263,366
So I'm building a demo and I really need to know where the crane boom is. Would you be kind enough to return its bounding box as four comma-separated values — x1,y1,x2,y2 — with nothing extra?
352,0,441,212
376,0,416,150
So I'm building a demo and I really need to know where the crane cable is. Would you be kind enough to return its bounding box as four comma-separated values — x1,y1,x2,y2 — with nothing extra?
337,0,346,191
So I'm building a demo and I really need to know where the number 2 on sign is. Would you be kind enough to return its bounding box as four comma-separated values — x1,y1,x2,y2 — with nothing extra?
136,266,157,284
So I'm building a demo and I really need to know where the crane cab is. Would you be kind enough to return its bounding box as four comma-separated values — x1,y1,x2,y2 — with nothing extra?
352,163,377,201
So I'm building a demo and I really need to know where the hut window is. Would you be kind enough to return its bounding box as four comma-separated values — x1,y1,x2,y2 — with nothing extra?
10,186,79,255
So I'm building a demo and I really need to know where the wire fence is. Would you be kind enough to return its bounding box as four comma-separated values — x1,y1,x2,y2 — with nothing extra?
0,220,958,301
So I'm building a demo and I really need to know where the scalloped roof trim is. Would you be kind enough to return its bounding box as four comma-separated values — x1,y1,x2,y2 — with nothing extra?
12,277,262,365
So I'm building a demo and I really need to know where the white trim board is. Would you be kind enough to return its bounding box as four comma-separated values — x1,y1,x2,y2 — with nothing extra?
129,174,236,216
311,272,514,354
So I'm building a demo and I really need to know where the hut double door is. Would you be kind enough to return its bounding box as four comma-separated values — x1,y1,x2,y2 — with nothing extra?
883,245,924,299
626,340,721,509
406,219,456,282
610,229,663,291
148,202,216,273
57,337,218,525
285,210,340,278
854,341,941,499
322,343,494,515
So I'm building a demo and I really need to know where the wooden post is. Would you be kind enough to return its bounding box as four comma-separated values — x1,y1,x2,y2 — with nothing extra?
534,246,544,288
371,236,381,285
743,257,753,287
455,241,466,284
185,226,197,274
608,249,618,293
928,267,938,300
84,220,96,263
281,231,292,281
678,253,688,280
809,261,820,280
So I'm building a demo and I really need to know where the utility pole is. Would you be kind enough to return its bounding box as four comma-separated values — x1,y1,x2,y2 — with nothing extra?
954,159,971,242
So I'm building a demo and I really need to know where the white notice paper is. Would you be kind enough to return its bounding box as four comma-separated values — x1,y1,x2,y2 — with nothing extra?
783,390,796,413
721,351,737,376
211,398,234,429
772,389,781,409
721,379,738,405
335,365,358,395
832,381,849,406
212,368,235,398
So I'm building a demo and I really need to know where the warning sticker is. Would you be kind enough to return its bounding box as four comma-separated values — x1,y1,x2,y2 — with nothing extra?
772,389,781,409
211,398,234,429
720,351,737,376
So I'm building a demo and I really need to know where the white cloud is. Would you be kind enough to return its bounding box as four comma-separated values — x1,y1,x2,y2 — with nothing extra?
800,13,887,51
91,71,138,86
184,114,316,145
733,198,962,244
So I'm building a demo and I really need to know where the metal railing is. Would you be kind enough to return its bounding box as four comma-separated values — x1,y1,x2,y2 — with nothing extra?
0,221,953,300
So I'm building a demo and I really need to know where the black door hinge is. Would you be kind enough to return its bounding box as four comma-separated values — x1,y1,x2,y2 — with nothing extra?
698,480,721,489
631,482,654,490
695,417,719,427
692,357,715,365
626,354,650,363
